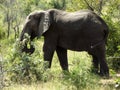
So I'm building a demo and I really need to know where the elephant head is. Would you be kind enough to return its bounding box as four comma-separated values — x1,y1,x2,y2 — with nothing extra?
20,10,51,54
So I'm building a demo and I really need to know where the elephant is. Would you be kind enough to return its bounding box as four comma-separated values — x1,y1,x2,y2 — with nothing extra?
20,9,109,77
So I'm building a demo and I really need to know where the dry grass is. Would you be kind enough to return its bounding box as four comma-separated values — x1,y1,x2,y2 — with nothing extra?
3,82,116,90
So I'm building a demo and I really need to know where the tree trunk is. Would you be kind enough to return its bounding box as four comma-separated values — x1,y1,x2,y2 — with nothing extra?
7,11,11,38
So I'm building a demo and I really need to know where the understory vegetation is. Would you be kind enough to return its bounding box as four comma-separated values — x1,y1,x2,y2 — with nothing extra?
1,37,120,90
0,0,120,90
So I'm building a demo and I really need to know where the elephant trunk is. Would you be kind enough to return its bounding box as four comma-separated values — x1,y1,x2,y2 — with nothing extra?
21,43,35,54
20,28,35,54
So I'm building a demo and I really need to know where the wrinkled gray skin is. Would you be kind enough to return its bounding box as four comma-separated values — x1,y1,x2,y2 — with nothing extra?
20,9,109,76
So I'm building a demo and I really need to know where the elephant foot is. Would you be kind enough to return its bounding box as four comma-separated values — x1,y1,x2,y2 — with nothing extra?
62,66,69,71
43,61,51,71
99,65,109,78
91,67,109,78
99,70,109,78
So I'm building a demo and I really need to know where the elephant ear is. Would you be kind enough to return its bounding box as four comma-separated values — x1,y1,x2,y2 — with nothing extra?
38,12,50,37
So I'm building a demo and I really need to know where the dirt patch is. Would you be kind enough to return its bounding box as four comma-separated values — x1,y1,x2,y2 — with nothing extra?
116,74,120,77
100,78,115,85
100,74,119,85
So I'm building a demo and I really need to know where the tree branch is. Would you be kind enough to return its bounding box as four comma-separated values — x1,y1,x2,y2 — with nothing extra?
98,0,103,15
84,0,94,11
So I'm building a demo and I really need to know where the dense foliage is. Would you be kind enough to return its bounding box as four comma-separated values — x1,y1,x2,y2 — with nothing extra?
0,0,120,89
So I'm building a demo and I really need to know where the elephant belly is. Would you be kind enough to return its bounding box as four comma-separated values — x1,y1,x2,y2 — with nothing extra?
57,21,104,51
58,31,103,51
58,38,90,51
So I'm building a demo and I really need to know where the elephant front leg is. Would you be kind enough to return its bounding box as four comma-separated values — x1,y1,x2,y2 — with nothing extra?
43,45,55,69
56,46,69,71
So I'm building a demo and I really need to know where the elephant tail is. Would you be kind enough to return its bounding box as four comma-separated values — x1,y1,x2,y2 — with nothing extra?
94,13,109,44
104,27,109,45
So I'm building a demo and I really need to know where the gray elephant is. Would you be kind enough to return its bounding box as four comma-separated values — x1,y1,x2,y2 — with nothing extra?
20,9,109,76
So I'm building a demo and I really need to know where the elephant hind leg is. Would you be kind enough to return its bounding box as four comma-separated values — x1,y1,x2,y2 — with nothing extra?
88,52,99,74
89,44,109,77
92,55,99,74
56,46,69,71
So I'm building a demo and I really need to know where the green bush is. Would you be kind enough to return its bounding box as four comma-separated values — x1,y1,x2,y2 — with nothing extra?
4,37,45,84
102,15,120,56
102,15,120,72
107,56,120,72
62,58,99,90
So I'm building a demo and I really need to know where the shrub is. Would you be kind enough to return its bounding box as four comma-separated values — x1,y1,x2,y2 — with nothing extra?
4,36,45,84
102,15,120,56
107,56,120,72
62,58,99,90
102,15,120,72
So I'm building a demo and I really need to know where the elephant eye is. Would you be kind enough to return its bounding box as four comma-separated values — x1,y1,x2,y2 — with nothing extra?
29,17,31,19
28,15,33,19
